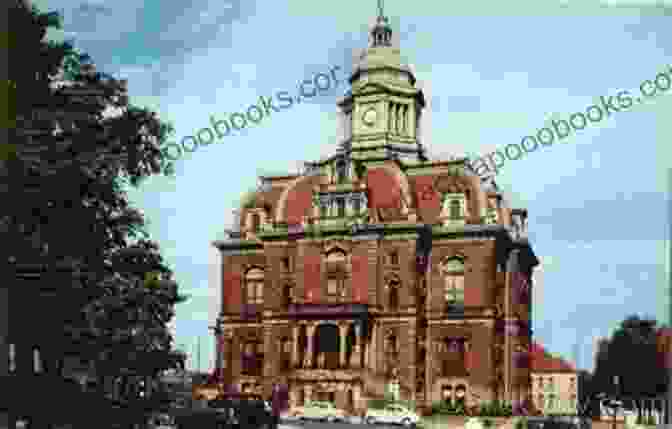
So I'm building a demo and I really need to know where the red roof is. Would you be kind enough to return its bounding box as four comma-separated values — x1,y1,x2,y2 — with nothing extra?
531,342,576,373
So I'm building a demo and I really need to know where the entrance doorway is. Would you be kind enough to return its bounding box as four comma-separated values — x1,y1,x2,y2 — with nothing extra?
315,391,335,403
315,323,340,370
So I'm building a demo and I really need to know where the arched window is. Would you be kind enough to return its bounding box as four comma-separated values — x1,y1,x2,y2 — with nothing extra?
251,213,260,232
441,258,465,310
450,200,461,220
442,193,467,224
244,268,264,306
241,341,263,376
326,250,347,299
388,251,399,266
388,279,400,311
455,384,467,408
282,283,293,307
280,337,292,370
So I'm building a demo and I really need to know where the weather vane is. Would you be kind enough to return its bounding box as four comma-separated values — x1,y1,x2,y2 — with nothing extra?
377,0,384,18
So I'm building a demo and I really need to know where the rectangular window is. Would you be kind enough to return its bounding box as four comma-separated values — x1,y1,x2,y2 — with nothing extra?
9,343,15,373
389,251,399,265
282,257,291,272
444,276,464,304
353,198,360,214
337,199,346,217
33,348,41,373
328,279,338,295
449,200,462,220
256,282,263,304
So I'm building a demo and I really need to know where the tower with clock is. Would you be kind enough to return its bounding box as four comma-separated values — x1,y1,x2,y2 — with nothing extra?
337,2,427,163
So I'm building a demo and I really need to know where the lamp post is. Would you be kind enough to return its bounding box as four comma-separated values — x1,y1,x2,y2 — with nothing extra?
612,376,620,429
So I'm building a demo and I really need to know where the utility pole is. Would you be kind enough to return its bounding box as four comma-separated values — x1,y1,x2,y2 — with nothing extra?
197,336,201,374
668,167,671,424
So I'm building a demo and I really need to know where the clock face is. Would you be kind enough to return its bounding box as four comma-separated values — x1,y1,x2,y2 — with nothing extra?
362,108,378,126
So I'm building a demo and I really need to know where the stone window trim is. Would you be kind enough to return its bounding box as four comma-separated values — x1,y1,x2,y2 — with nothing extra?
243,267,264,305
387,250,399,266
440,192,469,223
245,208,270,232
324,250,349,299
384,274,401,310
440,256,465,306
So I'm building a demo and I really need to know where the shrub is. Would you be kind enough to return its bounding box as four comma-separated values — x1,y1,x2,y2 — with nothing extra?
482,417,494,428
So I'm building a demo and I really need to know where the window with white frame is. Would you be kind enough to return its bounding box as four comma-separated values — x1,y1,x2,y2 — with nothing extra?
326,251,347,298
442,193,467,223
441,258,465,306
244,268,264,305
9,343,15,373
33,347,42,373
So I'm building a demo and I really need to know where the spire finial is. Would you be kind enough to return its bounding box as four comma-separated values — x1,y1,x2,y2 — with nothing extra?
371,0,392,47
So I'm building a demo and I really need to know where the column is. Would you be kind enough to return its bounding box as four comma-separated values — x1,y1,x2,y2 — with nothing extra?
292,326,299,368
370,323,377,373
306,324,315,368
363,336,369,368
289,386,297,408
353,384,362,414
425,332,432,404
351,323,361,369
304,385,313,404
339,324,347,368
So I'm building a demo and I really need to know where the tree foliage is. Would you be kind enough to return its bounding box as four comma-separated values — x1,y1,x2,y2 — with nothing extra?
4,1,186,427
591,315,667,399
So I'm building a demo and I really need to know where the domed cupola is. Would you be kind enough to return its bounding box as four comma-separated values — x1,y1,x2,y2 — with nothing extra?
339,0,427,163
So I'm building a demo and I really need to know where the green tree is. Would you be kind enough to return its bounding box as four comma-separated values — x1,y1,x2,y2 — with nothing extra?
591,315,667,422
4,2,183,428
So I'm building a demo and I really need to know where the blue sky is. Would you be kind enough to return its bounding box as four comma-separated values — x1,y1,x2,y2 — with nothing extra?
40,0,671,373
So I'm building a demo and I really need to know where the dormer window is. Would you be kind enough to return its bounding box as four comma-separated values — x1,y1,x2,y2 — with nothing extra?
442,193,467,225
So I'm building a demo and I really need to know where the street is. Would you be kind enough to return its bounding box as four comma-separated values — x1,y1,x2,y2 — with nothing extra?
279,418,415,429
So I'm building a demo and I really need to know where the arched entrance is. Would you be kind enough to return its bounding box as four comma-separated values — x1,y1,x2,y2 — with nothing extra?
314,323,340,370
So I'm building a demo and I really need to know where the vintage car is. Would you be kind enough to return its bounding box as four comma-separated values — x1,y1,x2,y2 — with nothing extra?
365,403,420,427
292,400,346,422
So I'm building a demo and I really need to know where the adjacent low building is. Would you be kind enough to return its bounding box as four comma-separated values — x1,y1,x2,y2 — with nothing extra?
530,342,577,416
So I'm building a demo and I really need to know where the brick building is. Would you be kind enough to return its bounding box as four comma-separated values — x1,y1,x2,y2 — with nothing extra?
212,9,538,414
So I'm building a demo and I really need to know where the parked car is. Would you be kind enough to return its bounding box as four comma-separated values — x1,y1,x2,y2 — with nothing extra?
525,416,582,429
296,400,346,422
365,403,420,427
148,413,176,429
205,395,273,428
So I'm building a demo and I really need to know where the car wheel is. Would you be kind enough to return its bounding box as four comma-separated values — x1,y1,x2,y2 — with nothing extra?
401,417,412,427
366,416,376,425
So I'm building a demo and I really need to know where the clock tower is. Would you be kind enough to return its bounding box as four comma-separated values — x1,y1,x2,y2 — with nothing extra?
337,4,427,162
